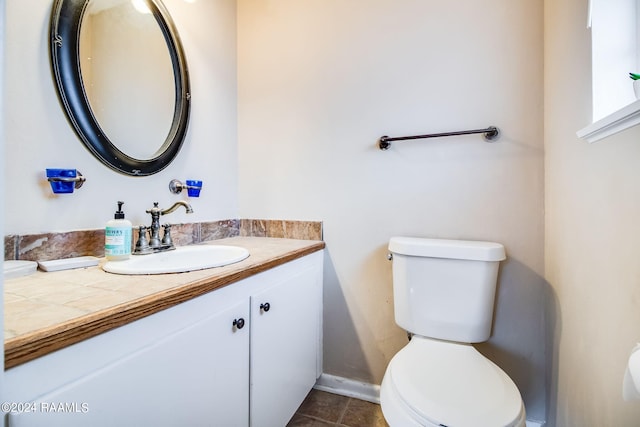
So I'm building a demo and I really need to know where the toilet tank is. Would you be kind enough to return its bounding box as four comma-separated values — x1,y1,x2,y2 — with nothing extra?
388,237,506,343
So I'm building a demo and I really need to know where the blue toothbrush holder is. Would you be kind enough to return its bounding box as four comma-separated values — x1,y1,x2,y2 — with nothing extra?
169,179,203,197
46,169,86,194
186,180,203,197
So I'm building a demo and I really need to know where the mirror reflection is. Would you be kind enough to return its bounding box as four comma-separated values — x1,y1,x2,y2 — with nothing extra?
79,0,174,160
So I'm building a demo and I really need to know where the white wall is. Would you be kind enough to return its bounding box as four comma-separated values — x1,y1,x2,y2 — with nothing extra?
545,0,640,425
3,0,238,235
237,0,546,421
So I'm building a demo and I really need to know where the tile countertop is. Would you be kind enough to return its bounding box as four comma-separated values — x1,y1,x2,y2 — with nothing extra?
4,237,325,370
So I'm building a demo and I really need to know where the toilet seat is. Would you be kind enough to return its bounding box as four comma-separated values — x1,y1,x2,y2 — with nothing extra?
380,337,526,427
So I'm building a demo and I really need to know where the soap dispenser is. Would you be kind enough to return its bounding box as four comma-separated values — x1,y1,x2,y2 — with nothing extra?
105,201,133,261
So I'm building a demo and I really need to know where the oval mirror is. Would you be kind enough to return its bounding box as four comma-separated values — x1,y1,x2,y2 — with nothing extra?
50,0,191,176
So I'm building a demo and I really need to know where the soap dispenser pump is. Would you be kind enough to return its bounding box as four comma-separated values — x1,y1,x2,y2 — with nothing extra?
105,201,133,261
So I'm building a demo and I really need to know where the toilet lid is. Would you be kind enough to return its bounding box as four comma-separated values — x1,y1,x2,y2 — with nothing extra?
387,337,525,427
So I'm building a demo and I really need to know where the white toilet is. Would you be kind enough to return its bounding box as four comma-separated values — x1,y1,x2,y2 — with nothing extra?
380,237,526,427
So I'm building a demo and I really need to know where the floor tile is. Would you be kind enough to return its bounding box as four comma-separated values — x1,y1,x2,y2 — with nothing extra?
291,389,389,427
287,413,336,427
339,398,388,427
296,390,350,423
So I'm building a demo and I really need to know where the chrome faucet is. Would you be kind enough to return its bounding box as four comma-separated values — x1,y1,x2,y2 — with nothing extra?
134,201,194,255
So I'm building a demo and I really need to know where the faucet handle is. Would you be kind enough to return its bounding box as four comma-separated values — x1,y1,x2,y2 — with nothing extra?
134,226,152,254
162,224,174,247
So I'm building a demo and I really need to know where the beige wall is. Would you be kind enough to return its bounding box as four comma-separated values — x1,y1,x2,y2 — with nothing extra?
3,0,238,235
545,0,640,425
237,0,546,421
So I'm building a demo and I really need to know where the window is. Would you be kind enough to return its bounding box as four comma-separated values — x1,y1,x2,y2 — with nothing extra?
577,0,640,142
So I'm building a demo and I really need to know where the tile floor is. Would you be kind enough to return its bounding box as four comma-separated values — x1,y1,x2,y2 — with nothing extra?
287,389,389,427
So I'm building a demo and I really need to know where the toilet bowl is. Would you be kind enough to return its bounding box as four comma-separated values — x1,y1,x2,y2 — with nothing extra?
380,237,526,427
380,337,526,427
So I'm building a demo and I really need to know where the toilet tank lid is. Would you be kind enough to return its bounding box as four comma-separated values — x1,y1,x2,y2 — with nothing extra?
389,237,506,261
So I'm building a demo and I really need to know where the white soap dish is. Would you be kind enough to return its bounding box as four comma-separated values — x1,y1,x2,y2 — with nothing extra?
4,260,38,279
38,256,100,272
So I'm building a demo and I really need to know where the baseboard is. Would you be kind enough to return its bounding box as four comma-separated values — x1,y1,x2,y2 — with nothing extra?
315,373,546,427
314,373,381,404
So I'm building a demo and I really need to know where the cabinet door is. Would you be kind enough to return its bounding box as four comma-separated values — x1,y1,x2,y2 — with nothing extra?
8,299,250,427
250,266,320,427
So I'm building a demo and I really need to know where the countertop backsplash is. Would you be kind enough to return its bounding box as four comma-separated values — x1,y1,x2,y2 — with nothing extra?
4,219,322,262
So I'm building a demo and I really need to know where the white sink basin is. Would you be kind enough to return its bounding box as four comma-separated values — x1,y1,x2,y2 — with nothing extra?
102,245,250,275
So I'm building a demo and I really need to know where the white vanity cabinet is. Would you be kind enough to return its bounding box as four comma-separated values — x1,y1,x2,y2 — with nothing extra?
7,298,251,427
250,262,321,427
5,251,323,427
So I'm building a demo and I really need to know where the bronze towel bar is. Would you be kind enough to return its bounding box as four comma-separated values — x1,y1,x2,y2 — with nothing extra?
378,126,500,150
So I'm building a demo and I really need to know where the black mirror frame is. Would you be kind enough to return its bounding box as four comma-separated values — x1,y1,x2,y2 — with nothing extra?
49,0,191,176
